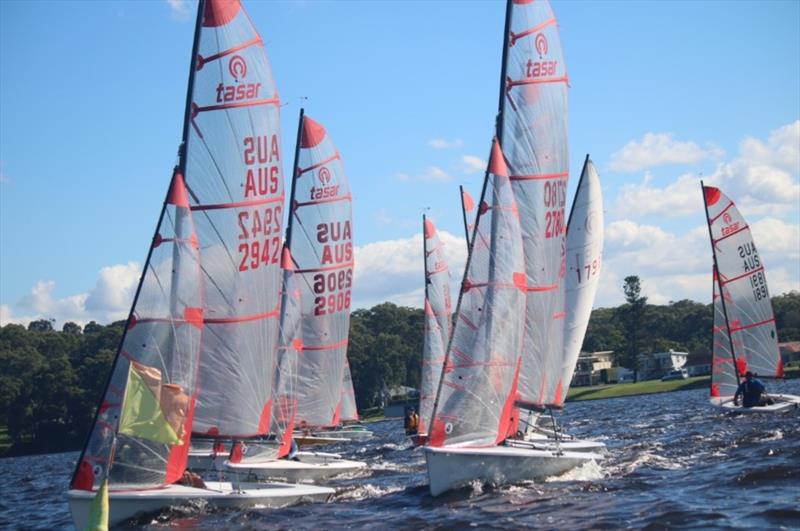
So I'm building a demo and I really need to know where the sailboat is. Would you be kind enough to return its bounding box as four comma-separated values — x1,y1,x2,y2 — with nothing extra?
227,111,367,481
413,216,454,446
327,361,374,440
701,184,799,413
67,1,334,526
425,140,599,496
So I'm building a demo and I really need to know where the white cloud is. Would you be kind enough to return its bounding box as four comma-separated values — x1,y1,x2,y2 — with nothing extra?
421,166,451,182
461,155,486,174
428,138,463,150
613,173,701,218
352,230,466,309
609,132,724,172
2,262,141,328
166,0,192,20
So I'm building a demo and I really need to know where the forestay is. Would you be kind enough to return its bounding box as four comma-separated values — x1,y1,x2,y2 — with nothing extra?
189,0,286,439
419,218,453,435
429,140,526,448
558,157,603,407
702,185,783,382
291,116,354,428
501,0,570,407
71,173,203,491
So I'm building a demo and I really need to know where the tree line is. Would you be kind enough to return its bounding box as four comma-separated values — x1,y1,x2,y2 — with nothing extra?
2,289,799,455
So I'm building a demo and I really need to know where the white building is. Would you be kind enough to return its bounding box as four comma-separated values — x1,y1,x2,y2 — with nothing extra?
639,349,688,380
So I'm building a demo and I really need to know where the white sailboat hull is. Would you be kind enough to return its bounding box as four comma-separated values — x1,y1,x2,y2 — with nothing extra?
187,450,227,471
425,445,603,497
68,481,333,528
312,428,373,440
508,436,606,453
227,452,367,482
714,394,800,414
295,435,350,447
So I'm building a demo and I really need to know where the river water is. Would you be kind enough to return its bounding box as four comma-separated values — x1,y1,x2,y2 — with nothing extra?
2,380,799,529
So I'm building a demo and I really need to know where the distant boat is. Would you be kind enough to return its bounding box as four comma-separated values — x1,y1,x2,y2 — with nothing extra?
67,1,332,527
412,215,453,446
701,183,799,413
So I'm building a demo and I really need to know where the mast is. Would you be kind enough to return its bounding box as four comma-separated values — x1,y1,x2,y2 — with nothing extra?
70,0,207,487
423,214,430,300
566,154,590,230
459,186,471,249
495,0,514,141
700,180,741,387
285,108,305,249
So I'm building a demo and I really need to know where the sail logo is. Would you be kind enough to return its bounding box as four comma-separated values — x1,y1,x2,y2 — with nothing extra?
216,55,261,103
310,166,339,200
721,221,740,237
535,33,548,57
229,55,247,81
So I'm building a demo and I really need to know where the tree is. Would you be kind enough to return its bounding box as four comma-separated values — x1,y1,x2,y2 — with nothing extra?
618,275,647,381
27,319,54,333
62,322,82,335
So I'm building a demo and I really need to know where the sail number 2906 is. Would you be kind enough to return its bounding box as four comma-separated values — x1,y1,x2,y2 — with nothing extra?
313,270,352,315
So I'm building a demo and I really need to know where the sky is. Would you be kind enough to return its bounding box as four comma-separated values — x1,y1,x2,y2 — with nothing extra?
1,0,799,328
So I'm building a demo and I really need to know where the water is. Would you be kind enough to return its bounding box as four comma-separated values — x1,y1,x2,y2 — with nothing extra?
2,381,799,530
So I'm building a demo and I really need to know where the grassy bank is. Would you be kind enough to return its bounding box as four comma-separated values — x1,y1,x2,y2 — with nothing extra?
566,376,708,402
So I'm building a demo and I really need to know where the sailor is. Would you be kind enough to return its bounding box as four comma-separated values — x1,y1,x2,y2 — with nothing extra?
733,371,774,408
404,407,419,435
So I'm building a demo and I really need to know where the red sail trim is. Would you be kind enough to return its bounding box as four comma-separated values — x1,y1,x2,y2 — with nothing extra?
301,116,328,148
449,360,514,370
168,172,190,207
301,338,350,352
194,97,280,115
203,306,280,325
277,406,297,458
203,0,241,27
729,317,775,333
165,395,196,484
712,224,750,243
257,398,272,434
495,358,523,445
296,152,341,176
508,75,569,89
709,201,735,224
197,37,262,70
527,283,558,292
153,236,198,249
294,194,352,208
190,195,284,211
462,280,531,290
424,219,437,239
294,261,354,274
458,313,479,331
509,17,557,46
509,171,569,182
552,311,566,320
134,315,205,328
703,185,721,206
721,266,765,286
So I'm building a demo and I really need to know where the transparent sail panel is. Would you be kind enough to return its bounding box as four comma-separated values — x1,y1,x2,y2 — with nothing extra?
703,186,781,380
189,0,285,438
711,266,738,404
430,141,526,447
72,173,203,491
292,116,354,428
419,219,453,435
559,159,603,406
503,0,569,406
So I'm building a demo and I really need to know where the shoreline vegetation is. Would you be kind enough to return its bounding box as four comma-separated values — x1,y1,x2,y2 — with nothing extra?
1,293,799,457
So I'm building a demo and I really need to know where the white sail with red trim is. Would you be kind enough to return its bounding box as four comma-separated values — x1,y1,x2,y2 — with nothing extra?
702,185,783,388
418,217,453,436
710,265,739,404
291,115,354,428
428,140,526,448
558,157,603,407
501,0,570,408
188,0,286,439
70,172,203,491
340,361,359,422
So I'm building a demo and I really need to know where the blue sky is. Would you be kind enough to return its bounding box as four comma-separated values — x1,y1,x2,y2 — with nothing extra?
1,0,798,327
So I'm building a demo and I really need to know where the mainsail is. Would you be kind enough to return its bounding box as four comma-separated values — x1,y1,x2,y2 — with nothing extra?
710,265,739,403
558,156,603,406
418,216,453,435
501,0,570,407
189,0,286,439
70,172,203,491
289,114,354,428
340,361,359,422
429,140,526,447
702,185,783,389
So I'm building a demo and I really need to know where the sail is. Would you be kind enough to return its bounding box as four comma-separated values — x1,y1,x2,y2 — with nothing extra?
429,140,526,448
558,157,603,406
460,186,476,248
702,185,783,381
418,218,453,435
270,247,302,458
291,115,354,428
71,172,203,491
189,0,286,438
710,265,739,404
340,361,359,422
501,0,570,407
